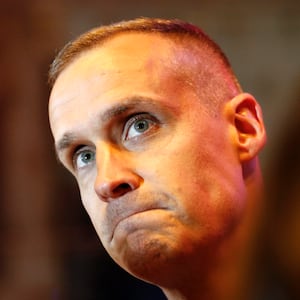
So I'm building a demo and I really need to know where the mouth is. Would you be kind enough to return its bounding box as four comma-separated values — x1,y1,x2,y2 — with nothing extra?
109,205,169,243
103,191,174,244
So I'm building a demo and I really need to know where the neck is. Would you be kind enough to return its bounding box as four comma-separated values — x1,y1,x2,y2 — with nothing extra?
162,160,264,300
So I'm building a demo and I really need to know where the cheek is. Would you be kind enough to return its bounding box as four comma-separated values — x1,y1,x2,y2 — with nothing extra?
77,171,95,209
143,126,245,234
79,184,95,213
77,175,107,233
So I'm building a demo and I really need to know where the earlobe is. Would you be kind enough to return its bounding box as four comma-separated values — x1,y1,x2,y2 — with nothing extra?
227,93,266,162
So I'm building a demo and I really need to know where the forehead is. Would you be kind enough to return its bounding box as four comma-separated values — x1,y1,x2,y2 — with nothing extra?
50,32,198,95
64,32,181,76
49,33,200,137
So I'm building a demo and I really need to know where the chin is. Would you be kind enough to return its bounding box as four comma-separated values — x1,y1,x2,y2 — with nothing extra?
112,230,177,283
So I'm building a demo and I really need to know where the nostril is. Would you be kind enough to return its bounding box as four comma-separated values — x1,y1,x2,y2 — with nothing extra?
112,183,132,195
95,173,142,200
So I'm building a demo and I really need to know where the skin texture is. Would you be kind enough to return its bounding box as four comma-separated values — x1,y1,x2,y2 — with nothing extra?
49,32,266,299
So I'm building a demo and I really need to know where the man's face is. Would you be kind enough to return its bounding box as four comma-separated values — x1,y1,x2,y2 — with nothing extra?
49,33,246,284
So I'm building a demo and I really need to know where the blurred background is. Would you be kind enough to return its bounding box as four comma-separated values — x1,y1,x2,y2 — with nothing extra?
0,0,299,299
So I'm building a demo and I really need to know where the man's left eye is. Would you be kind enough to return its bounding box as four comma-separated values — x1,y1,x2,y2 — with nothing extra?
123,114,158,140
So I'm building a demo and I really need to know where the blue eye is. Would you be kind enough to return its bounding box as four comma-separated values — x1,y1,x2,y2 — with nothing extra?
74,148,95,169
124,114,157,140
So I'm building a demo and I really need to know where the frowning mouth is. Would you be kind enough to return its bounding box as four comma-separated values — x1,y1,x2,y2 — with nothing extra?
104,191,174,244
109,206,168,243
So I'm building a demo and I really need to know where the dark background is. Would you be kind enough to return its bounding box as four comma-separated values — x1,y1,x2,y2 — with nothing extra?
0,0,299,299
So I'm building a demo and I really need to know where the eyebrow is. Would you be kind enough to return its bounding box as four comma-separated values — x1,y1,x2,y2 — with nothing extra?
56,132,78,155
55,96,169,155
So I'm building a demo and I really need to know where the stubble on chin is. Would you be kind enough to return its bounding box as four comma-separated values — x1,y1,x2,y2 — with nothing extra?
117,229,173,281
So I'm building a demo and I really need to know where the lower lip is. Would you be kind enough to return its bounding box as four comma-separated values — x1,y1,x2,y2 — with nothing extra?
112,208,168,241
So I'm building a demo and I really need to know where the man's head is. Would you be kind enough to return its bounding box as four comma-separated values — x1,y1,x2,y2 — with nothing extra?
48,18,266,296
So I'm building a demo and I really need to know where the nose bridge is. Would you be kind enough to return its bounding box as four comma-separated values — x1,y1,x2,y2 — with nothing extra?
94,141,141,201
96,142,124,180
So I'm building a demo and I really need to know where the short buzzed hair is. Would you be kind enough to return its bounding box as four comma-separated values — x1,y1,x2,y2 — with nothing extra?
48,17,242,113
49,18,238,83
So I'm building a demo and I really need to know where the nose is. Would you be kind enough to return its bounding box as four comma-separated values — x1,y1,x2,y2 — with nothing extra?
94,145,142,202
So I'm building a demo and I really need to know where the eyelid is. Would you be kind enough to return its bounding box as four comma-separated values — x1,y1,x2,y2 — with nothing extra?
122,113,159,140
124,112,150,127
71,145,95,170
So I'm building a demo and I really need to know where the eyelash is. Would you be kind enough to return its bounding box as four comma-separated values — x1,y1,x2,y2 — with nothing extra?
70,145,93,169
122,113,159,141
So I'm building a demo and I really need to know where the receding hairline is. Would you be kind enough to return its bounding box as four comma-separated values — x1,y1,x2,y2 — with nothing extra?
48,17,237,89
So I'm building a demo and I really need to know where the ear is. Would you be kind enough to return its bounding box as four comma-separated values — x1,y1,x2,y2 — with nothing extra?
226,93,266,162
